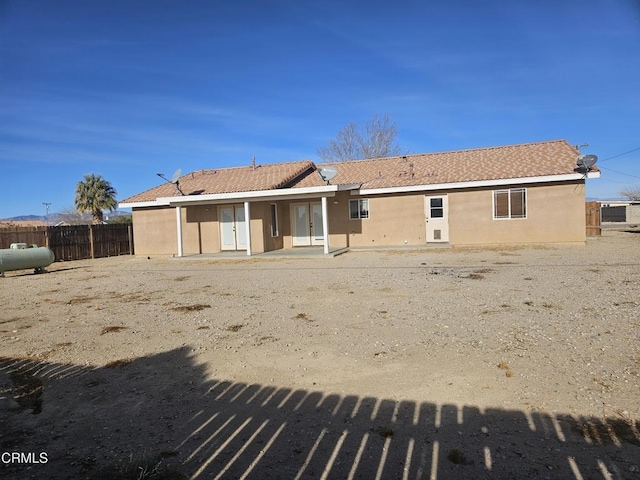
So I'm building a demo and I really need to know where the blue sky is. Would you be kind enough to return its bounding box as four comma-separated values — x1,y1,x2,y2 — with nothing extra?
1,0,639,219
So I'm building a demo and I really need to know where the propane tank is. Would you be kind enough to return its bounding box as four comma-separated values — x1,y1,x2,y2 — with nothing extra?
0,246,55,277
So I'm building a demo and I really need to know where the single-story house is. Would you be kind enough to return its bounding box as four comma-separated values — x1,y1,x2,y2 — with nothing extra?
119,139,600,256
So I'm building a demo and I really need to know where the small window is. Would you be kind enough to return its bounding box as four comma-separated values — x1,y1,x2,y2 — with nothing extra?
430,197,444,218
270,203,279,237
494,188,526,219
349,199,369,219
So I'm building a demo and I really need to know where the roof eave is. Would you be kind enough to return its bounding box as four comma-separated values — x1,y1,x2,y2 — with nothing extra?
357,173,595,195
165,185,342,207
119,199,171,209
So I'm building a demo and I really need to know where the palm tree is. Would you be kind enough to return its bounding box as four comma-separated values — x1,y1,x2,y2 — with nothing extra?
74,174,118,224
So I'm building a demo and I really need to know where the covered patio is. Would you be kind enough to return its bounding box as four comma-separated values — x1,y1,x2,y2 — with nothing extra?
173,246,350,260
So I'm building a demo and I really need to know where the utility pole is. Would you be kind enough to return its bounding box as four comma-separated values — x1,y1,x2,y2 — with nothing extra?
43,202,51,224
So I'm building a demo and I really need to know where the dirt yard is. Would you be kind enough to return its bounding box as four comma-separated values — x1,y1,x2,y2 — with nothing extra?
1,230,639,479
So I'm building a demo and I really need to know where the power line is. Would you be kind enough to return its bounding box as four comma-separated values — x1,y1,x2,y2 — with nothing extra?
598,165,640,179
599,145,640,162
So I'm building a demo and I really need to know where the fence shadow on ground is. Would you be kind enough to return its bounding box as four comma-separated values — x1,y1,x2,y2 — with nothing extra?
1,348,638,480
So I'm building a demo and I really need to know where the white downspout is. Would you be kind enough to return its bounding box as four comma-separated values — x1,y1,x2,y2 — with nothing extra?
244,201,252,256
321,196,329,255
175,206,183,257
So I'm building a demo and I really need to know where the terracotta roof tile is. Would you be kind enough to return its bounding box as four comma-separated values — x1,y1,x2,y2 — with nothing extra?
318,139,584,190
123,160,315,203
122,140,589,204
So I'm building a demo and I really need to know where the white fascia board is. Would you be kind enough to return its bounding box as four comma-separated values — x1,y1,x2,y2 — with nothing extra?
337,183,362,191
356,173,593,196
119,199,171,209
161,185,340,207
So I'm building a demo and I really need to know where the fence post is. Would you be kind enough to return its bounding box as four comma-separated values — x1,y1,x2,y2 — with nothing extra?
89,225,95,259
128,224,133,255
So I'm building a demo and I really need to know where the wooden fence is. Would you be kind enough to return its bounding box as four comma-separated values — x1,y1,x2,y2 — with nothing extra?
0,226,47,247
0,224,134,261
585,201,602,237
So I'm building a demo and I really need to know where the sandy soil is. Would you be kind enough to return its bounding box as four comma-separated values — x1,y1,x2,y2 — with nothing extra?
1,230,639,479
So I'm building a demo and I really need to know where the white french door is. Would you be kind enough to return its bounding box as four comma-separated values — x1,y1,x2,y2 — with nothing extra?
292,202,324,246
219,205,247,250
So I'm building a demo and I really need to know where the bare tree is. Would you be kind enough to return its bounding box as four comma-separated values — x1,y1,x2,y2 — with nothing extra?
317,113,403,162
55,207,93,225
620,185,640,201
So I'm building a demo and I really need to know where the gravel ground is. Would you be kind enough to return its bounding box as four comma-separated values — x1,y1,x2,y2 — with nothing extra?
1,230,639,479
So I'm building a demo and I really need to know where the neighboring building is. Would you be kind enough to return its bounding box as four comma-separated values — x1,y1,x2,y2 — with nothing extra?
119,139,600,257
600,200,640,224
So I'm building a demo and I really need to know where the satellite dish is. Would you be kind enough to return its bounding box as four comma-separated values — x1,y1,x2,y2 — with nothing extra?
157,168,185,195
318,166,338,183
170,168,182,184
577,154,598,171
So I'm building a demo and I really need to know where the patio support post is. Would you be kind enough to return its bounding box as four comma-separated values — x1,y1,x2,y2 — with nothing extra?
321,196,329,254
244,201,252,256
175,206,183,257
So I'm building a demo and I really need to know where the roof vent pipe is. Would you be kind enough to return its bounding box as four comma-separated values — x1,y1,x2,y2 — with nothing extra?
251,156,256,170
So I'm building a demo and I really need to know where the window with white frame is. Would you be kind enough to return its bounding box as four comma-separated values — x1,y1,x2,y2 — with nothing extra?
349,199,369,219
493,188,526,219
270,203,279,236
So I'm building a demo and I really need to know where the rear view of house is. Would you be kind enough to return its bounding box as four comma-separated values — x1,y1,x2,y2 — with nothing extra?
119,139,599,256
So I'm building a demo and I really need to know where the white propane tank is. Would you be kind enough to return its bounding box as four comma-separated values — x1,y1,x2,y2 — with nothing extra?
0,246,55,277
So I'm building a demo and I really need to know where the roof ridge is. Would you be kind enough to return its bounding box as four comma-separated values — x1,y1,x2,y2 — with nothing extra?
274,162,317,188
319,139,572,167
186,159,314,176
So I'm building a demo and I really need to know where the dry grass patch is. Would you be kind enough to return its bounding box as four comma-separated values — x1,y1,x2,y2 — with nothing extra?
0,316,27,325
105,358,136,369
447,448,471,465
100,326,129,335
171,304,211,312
372,426,394,438
67,295,101,305
9,369,43,414
467,273,485,279
89,451,185,480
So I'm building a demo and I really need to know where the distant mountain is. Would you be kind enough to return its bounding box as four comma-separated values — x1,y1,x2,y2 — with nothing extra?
1,210,131,222
0,214,44,221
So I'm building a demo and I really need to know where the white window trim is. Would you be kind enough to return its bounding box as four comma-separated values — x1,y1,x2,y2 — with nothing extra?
493,188,527,220
349,199,370,220
270,203,279,237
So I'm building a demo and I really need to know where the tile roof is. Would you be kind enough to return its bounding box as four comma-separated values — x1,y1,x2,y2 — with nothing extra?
319,139,586,190
122,160,316,203
122,140,591,204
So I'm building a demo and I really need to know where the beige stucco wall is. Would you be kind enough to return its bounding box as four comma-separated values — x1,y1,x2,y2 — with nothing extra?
131,181,586,255
325,182,586,248
324,192,426,247
132,207,177,256
261,202,284,252
133,203,273,256
184,205,219,254
449,182,586,245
